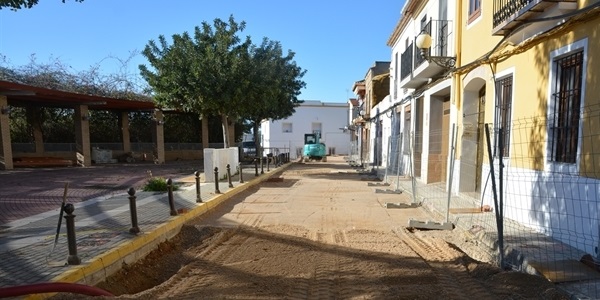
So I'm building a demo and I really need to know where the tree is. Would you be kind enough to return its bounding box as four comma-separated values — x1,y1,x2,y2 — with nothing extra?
0,0,83,10
241,38,306,154
140,15,251,149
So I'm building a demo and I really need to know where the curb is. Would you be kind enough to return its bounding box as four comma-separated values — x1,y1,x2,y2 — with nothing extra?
28,162,293,300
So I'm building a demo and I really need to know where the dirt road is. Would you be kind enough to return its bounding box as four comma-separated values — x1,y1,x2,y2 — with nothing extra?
57,157,568,299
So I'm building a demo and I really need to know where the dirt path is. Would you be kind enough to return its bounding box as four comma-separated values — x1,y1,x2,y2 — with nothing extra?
54,157,569,299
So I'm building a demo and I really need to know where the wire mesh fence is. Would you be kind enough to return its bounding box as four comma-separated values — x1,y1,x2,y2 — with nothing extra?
370,103,600,297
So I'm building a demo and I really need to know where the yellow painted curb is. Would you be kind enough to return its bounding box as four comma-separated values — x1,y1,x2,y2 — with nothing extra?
29,162,294,299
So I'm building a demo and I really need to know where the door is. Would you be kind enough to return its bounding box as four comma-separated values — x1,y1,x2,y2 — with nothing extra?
475,87,486,192
441,98,450,183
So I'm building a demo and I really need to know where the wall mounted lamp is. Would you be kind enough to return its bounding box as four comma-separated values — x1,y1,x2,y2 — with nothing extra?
415,32,456,70
156,120,165,125
1,106,12,115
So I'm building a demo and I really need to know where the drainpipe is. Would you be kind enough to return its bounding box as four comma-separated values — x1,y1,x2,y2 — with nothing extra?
453,0,463,109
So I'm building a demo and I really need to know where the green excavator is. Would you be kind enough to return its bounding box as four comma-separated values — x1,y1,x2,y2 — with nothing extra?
302,132,327,162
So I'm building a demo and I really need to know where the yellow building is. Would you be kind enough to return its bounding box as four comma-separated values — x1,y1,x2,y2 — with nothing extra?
455,0,600,256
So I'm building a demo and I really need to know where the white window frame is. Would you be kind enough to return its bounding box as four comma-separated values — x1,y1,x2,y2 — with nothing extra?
545,38,588,174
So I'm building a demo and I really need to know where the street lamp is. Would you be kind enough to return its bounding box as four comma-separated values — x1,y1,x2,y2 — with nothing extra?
415,32,456,70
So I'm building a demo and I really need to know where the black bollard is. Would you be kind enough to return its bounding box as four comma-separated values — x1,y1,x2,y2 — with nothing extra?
267,156,270,171
167,178,177,216
260,156,264,174
226,164,234,188
214,167,221,194
63,203,81,265
195,171,202,203
238,162,244,183
254,159,259,177
128,188,140,234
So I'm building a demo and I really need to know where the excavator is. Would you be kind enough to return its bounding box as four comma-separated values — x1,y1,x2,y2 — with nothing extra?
302,132,327,162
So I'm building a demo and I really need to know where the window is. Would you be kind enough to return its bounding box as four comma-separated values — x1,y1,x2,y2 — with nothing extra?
495,75,513,158
282,122,292,133
311,122,322,135
468,0,481,23
549,50,584,164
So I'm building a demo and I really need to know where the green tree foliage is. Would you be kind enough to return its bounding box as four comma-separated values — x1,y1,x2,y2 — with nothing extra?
140,15,252,148
0,0,83,10
241,37,306,150
128,111,152,143
163,113,201,143
89,111,119,143
41,108,75,143
8,107,30,143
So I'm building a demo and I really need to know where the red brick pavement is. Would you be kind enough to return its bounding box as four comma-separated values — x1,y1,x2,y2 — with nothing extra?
0,161,204,225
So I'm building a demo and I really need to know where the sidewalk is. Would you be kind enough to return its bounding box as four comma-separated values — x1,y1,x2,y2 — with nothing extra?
0,160,287,299
374,168,600,300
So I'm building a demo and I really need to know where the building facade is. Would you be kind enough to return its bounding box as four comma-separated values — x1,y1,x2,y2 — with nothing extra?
364,0,600,258
260,100,350,160
455,0,600,256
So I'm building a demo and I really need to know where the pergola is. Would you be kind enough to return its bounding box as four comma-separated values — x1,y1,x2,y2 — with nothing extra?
0,80,165,170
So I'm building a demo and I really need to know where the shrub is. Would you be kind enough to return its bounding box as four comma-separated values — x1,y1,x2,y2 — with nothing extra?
143,177,179,192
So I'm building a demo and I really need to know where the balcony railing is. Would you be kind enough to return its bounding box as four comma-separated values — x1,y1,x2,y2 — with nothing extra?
397,19,454,89
493,0,577,35
400,42,413,81
424,19,452,58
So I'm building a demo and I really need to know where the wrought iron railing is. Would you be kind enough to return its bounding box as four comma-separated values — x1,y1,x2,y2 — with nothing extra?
412,19,453,72
415,22,431,68
400,42,413,80
493,0,535,28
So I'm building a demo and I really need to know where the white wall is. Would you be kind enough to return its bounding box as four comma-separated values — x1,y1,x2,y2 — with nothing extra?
261,101,350,159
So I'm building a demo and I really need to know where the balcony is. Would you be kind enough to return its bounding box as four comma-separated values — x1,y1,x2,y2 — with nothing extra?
493,0,577,36
399,43,413,81
399,19,454,89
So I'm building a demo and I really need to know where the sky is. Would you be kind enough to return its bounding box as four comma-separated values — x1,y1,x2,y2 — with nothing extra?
0,0,404,103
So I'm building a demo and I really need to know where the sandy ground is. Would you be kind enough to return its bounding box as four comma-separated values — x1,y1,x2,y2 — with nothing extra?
53,157,569,299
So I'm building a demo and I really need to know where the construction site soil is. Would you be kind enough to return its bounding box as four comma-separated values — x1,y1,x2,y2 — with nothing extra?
52,158,570,299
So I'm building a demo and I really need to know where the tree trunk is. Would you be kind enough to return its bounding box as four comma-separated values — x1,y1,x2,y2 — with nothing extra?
221,114,230,148
201,114,209,150
253,120,261,159
228,118,235,147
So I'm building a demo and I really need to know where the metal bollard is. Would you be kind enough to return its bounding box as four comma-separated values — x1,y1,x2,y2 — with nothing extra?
238,162,244,183
254,159,259,177
214,167,221,193
63,203,81,265
167,178,177,216
195,171,202,203
127,188,140,234
260,156,264,174
226,164,234,188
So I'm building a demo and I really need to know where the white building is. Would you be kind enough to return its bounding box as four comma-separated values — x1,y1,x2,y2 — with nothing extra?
260,100,350,160
384,0,456,185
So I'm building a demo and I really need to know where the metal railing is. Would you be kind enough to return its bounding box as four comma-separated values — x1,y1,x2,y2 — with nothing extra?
493,0,536,28
400,42,414,80
12,143,204,153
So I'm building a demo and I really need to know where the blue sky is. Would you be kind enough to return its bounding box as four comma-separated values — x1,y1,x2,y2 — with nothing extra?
0,0,403,103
